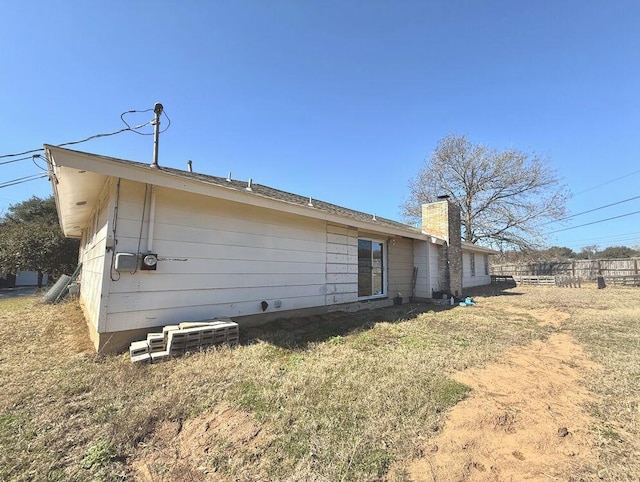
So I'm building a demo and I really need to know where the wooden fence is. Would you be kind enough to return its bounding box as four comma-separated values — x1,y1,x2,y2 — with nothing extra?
490,274,582,287
491,258,640,282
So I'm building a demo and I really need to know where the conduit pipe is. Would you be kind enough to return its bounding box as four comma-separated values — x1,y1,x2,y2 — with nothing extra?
147,185,157,252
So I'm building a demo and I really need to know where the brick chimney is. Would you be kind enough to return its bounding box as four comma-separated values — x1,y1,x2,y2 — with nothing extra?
422,199,463,297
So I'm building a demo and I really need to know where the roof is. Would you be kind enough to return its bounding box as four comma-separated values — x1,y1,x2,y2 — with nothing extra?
461,242,498,255
45,145,498,254
45,145,425,239
152,162,419,234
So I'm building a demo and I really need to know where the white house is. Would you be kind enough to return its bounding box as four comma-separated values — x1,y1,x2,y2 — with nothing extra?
46,145,495,353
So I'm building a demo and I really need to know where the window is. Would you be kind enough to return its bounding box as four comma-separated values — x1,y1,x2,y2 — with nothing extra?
358,239,385,298
484,254,489,276
470,253,476,277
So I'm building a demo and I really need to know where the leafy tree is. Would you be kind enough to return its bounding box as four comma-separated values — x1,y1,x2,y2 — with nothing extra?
0,196,79,287
596,246,640,259
538,246,576,261
402,134,569,249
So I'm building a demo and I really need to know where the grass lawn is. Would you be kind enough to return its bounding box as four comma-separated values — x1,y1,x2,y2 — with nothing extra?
0,285,638,481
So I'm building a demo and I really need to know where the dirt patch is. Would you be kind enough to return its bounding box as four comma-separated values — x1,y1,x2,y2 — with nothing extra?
131,403,272,481
498,305,571,328
403,332,599,481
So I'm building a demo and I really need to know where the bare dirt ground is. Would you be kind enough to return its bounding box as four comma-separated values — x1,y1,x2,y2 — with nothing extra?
132,403,272,481
132,306,600,482
404,309,599,482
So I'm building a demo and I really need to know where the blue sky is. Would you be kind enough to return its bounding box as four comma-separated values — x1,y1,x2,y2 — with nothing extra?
1,1,639,252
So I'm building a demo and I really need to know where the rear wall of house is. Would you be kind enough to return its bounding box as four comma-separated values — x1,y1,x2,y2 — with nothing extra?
102,181,414,335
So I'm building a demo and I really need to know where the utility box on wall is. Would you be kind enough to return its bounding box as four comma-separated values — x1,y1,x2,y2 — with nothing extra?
114,253,138,272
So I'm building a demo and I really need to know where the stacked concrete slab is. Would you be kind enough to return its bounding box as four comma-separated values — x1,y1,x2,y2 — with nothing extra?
129,318,239,363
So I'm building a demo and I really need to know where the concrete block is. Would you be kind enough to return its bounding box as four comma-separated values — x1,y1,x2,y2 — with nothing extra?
129,340,149,358
148,341,166,353
211,317,234,323
131,353,151,363
212,321,238,329
163,325,180,336
179,321,220,329
150,351,171,363
147,333,165,348
168,331,188,341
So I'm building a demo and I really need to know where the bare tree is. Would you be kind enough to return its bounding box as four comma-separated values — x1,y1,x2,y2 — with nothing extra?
580,245,599,260
402,134,569,250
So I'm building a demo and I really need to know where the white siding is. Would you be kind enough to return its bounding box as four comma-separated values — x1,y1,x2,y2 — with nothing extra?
462,250,491,288
78,178,111,333
388,237,414,299
325,223,358,305
105,183,331,332
79,179,464,336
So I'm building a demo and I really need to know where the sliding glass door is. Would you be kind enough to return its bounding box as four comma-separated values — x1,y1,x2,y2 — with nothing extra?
358,239,385,298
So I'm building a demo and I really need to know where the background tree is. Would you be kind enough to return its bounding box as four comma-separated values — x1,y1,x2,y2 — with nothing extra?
0,196,79,287
579,245,599,260
402,134,569,249
596,246,640,259
537,246,577,261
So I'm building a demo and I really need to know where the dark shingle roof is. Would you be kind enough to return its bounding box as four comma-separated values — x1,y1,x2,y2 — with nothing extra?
104,154,422,236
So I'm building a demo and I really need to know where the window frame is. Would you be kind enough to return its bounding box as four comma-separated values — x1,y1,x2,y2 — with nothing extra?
470,252,476,277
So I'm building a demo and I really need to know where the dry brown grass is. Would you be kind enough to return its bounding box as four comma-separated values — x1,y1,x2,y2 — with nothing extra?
0,285,638,481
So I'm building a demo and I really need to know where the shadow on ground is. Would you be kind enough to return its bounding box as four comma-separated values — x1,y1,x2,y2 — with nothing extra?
465,284,521,297
244,284,524,350
0,287,40,300
243,302,449,350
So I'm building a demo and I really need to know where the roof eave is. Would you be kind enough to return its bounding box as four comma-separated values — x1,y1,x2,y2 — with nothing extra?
44,145,427,241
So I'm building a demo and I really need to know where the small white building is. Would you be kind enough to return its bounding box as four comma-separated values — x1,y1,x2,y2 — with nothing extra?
46,145,495,352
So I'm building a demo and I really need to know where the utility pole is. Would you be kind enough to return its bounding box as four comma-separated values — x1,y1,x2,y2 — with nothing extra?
150,102,163,168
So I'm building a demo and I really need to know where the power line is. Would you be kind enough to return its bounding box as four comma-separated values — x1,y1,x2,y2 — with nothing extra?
0,154,50,189
0,106,170,160
32,154,48,171
563,231,640,245
573,167,640,196
546,209,640,234
541,193,640,226
0,173,48,189
56,124,150,149
121,109,171,135
560,231,640,249
0,155,33,166
0,148,43,160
